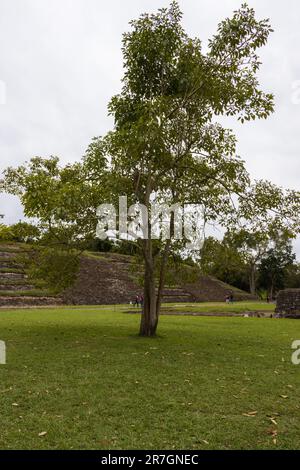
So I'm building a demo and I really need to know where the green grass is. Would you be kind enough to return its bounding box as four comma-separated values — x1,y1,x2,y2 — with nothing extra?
0,304,299,450
0,289,57,297
162,301,275,314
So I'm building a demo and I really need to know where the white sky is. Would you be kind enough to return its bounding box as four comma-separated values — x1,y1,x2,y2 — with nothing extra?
0,0,299,255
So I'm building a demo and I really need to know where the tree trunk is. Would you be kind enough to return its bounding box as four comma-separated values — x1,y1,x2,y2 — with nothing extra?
269,277,275,301
139,242,171,336
139,251,158,336
249,263,256,296
138,174,159,337
138,179,173,336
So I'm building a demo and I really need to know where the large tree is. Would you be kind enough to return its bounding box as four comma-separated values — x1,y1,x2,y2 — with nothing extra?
200,229,298,297
100,1,275,336
2,3,300,336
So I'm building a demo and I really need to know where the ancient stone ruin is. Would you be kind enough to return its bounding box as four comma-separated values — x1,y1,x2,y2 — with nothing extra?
275,289,300,318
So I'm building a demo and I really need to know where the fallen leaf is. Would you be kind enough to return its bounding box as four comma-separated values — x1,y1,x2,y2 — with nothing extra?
269,418,278,426
0,387,13,394
242,411,257,417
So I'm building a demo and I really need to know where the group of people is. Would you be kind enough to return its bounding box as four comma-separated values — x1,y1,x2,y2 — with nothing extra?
225,293,234,303
133,294,144,308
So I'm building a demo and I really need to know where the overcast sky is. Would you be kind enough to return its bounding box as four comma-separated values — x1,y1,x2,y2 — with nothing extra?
0,0,299,254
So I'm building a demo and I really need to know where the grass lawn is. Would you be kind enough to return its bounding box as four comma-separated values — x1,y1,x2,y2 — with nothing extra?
0,289,57,297
0,304,299,450
159,301,275,314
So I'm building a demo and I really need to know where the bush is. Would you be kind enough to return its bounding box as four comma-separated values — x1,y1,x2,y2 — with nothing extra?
10,222,40,243
0,222,40,243
27,247,80,292
0,224,14,241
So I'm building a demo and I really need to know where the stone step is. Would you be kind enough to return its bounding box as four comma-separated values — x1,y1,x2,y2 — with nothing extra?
0,284,35,291
0,245,25,253
162,296,194,303
0,262,23,269
162,289,192,296
0,272,26,280
0,296,62,307
0,252,18,259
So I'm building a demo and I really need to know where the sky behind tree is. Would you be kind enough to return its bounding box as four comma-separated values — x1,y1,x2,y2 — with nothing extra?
0,0,299,254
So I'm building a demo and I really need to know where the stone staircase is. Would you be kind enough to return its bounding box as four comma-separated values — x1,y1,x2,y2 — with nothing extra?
0,244,62,307
160,288,195,303
63,252,252,305
62,252,196,305
0,244,255,307
62,253,140,305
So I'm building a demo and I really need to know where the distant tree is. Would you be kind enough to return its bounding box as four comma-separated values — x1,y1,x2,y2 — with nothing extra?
224,219,299,296
223,229,270,296
199,236,249,291
200,231,299,297
284,263,300,289
258,238,295,299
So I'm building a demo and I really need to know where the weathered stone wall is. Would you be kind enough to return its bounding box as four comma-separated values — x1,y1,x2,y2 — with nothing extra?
275,289,300,317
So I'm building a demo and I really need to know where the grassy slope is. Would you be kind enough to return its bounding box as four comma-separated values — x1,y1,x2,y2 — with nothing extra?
0,304,299,450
